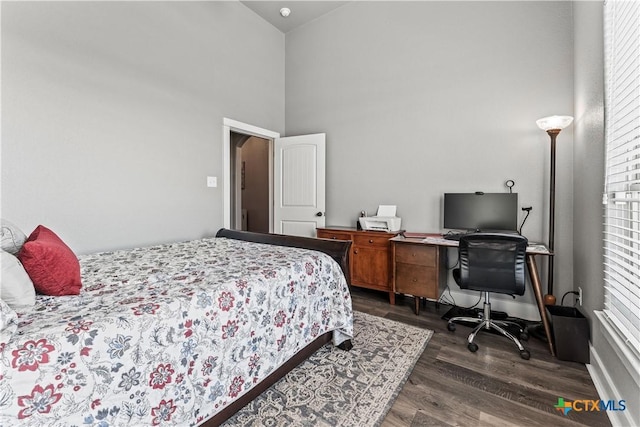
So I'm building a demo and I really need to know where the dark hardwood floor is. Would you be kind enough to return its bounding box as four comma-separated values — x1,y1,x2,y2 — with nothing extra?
350,287,611,427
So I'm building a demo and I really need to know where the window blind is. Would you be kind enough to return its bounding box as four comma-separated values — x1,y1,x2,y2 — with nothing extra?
603,0,640,355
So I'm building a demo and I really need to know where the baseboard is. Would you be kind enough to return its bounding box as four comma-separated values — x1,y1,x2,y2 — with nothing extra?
587,311,640,426
587,344,637,427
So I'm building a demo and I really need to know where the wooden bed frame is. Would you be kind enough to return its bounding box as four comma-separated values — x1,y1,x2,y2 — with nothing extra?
202,229,353,426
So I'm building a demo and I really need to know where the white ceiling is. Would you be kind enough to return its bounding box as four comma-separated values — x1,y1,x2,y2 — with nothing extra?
240,1,350,33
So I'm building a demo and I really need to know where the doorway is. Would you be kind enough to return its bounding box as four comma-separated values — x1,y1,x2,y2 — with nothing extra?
222,118,280,232
222,118,326,237
231,132,270,233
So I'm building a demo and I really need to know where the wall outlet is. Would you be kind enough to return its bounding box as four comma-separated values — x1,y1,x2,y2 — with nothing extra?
578,286,583,306
207,176,217,188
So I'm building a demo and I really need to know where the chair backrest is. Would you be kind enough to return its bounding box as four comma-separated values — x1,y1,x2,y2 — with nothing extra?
457,233,528,295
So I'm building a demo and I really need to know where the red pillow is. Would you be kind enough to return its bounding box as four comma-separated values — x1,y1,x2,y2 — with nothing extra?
18,225,82,296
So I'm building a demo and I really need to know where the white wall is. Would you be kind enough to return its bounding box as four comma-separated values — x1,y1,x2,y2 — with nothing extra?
1,1,285,254
573,1,605,330
285,1,574,318
2,1,578,319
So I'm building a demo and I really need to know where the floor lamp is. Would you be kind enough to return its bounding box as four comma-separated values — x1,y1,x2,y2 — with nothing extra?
536,115,573,306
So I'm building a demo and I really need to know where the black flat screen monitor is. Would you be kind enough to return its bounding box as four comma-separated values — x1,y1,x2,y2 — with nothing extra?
443,193,518,232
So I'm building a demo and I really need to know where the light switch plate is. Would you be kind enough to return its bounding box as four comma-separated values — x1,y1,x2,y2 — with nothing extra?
207,176,217,187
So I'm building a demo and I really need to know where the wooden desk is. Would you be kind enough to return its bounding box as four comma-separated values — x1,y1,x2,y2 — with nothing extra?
391,238,447,315
391,235,556,356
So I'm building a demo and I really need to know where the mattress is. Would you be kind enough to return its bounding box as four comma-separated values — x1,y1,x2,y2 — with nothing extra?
0,237,353,426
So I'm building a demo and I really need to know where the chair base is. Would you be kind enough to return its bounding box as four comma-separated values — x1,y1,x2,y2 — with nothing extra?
447,298,530,360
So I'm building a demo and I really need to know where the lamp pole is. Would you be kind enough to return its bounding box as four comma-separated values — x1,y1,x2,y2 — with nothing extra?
545,129,560,306
536,115,572,307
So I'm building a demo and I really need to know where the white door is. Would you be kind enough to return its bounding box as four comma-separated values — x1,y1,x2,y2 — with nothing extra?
274,134,326,237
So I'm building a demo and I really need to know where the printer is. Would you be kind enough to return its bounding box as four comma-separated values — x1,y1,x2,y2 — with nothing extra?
358,205,402,232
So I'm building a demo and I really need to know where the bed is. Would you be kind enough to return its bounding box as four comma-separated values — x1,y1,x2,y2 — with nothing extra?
0,228,353,426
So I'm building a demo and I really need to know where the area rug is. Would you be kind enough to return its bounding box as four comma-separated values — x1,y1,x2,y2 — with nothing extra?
223,311,433,427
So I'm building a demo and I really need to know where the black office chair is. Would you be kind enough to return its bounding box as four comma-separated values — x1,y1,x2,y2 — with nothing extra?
447,233,531,359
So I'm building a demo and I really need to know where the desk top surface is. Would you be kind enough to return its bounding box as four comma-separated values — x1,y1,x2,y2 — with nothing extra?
317,226,402,235
391,235,552,255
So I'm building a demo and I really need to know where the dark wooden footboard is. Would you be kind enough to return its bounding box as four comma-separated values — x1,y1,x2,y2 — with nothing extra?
215,228,351,284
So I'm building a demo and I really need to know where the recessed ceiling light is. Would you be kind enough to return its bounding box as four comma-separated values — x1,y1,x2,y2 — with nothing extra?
280,7,291,18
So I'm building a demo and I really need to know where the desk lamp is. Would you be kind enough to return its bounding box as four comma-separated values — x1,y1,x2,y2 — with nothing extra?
536,115,573,306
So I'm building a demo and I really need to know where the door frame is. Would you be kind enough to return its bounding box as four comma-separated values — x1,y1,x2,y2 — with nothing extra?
223,118,280,231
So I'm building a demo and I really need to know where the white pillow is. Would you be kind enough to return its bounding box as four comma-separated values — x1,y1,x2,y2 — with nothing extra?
1,250,36,308
0,298,18,345
1,219,27,254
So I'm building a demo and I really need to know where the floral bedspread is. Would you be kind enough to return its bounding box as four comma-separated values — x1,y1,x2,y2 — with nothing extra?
0,237,353,426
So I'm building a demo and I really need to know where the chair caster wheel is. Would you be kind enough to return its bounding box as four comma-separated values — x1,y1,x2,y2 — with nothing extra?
467,342,478,353
447,323,456,332
520,350,531,360
519,332,529,341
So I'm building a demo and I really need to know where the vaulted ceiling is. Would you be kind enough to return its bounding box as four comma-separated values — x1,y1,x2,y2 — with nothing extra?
240,1,349,33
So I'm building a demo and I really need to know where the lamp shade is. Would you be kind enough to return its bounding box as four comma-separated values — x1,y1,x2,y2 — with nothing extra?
536,115,574,131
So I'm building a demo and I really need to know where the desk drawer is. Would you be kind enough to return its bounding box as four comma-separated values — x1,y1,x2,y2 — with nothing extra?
353,235,392,247
317,230,352,241
395,244,437,267
395,263,438,298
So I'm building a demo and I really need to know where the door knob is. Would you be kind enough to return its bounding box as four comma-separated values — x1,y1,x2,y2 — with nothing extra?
316,212,324,217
